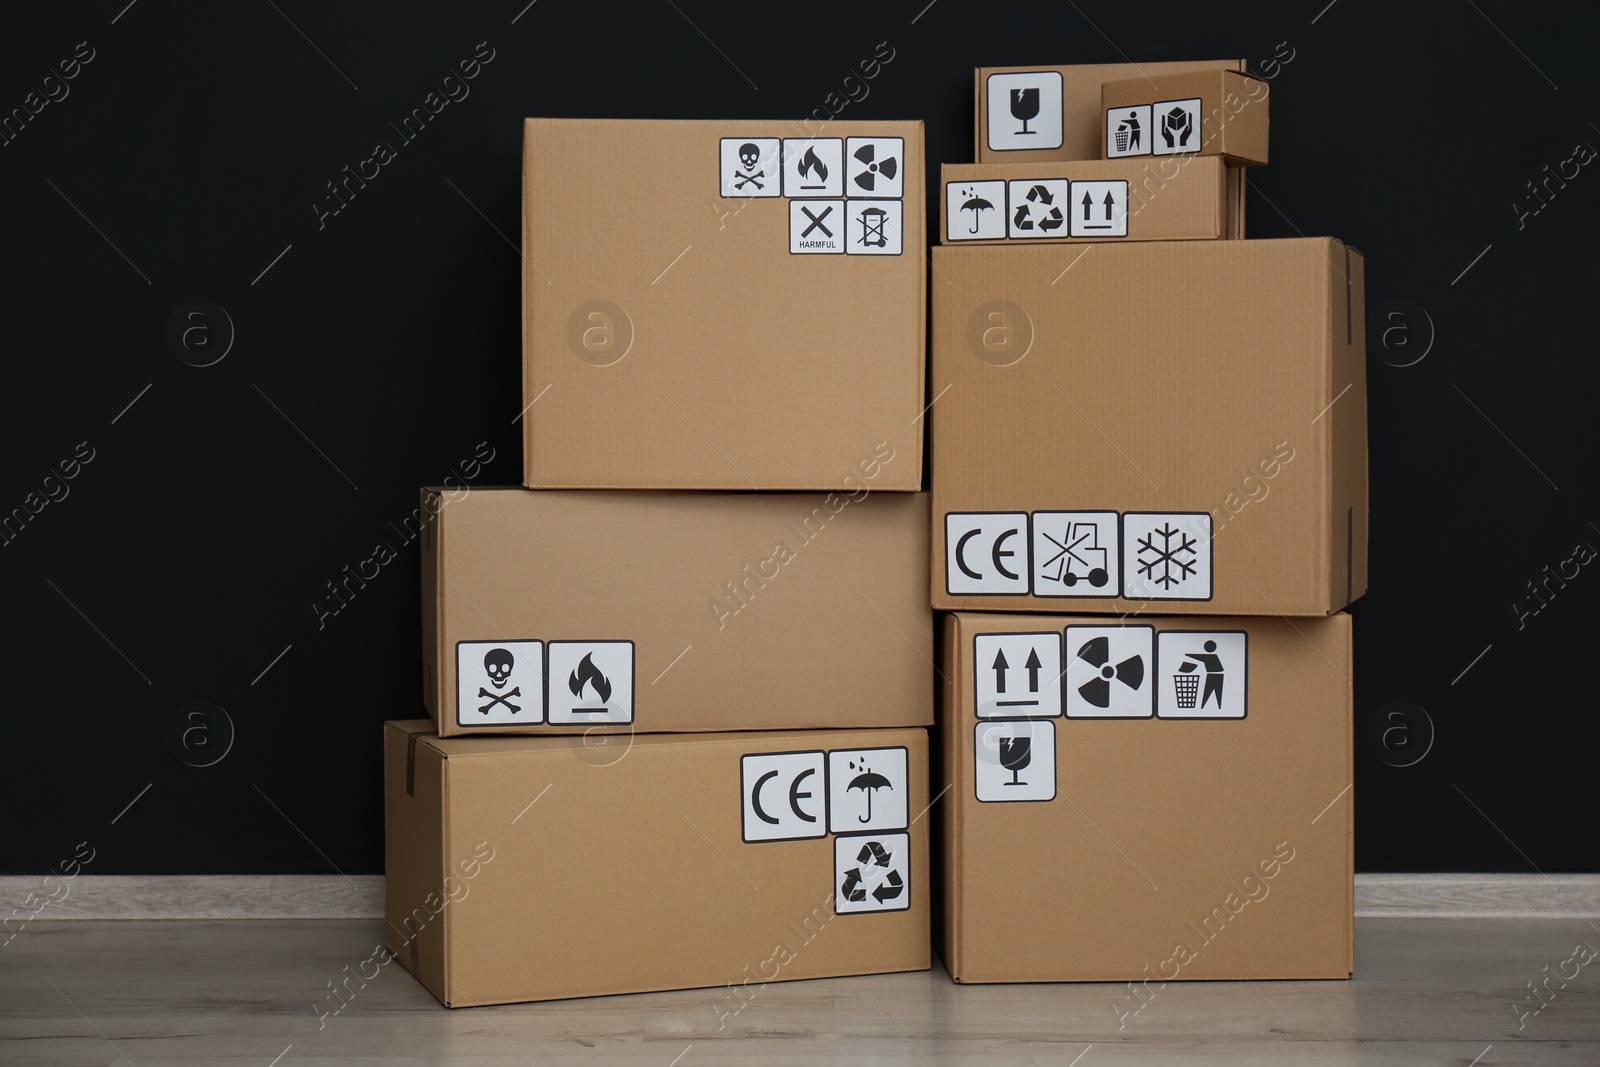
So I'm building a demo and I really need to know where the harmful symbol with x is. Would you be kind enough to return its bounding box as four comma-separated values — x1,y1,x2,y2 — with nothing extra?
800,204,834,238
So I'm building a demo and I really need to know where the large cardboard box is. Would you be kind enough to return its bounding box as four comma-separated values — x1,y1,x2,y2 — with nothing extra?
975,60,1244,162
937,613,1353,984
522,118,925,490
422,487,932,735
386,721,930,1006
940,157,1232,245
931,238,1367,616
1102,70,1270,166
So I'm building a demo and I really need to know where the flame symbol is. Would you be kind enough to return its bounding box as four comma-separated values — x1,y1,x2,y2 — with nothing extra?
568,652,612,704
798,146,828,182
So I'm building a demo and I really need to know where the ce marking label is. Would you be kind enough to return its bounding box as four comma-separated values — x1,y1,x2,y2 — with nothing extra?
741,751,828,842
946,512,1030,595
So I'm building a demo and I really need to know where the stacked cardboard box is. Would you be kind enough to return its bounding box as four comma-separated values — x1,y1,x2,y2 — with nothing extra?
934,62,1365,983
386,119,936,1006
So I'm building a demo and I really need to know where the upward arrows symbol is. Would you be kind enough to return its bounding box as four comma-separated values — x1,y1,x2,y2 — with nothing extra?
1103,190,1116,220
1024,647,1042,692
992,648,1009,693
1081,190,1093,221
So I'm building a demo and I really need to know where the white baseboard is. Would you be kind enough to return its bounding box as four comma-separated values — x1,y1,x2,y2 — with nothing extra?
3,873,1597,921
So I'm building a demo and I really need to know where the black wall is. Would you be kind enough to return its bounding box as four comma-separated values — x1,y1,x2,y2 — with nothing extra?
3,2,1596,876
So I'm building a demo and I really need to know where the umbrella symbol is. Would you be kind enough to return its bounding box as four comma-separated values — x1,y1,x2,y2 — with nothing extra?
959,187,995,234
846,760,894,823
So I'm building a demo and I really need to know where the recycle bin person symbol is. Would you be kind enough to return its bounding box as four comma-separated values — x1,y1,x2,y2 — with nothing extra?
1114,110,1141,153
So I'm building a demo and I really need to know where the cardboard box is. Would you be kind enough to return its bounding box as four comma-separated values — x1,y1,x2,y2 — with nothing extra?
940,157,1232,245
522,118,926,490
385,721,930,1006
1102,70,1269,166
937,612,1353,983
931,238,1367,616
975,61,1244,163
422,487,933,735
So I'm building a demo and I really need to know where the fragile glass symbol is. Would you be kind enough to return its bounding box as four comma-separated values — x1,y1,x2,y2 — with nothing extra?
998,736,1032,786
1009,87,1041,134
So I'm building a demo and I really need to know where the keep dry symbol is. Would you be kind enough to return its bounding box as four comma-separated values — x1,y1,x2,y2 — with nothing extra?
959,186,995,234
845,759,893,823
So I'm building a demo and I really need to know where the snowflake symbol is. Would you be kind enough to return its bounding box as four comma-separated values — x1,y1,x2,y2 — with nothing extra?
1135,523,1198,589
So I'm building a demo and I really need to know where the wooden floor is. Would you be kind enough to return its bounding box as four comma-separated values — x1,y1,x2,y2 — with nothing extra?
4,919,1596,1064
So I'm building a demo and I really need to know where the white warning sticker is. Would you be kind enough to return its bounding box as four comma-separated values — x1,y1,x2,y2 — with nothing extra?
986,71,1064,151
1156,631,1247,718
1152,98,1203,156
946,180,1007,241
834,832,910,914
789,199,844,254
1122,512,1213,601
973,632,1062,718
1106,104,1154,158
845,199,902,255
719,137,781,197
546,640,635,724
974,719,1056,802
1007,180,1070,238
945,512,1029,595
456,640,545,726
1064,625,1154,719
1069,180,1129,238
1031,511,1119,597
845,137,905,198
782,138,844,197
741,750,828,842
828,747,909,834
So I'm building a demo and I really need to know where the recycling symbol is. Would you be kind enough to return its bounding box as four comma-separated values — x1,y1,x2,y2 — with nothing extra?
1012,184,1065,233
840,839,905,905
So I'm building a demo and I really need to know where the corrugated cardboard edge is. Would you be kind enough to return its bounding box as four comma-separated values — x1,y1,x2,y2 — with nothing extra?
1331,613,1356,976
520,119,536,492
420,489,443,726
935,615,963,980
383,721,450,1004
1229,166,1247,238
1328,245,1369,610
1222,70,1270,166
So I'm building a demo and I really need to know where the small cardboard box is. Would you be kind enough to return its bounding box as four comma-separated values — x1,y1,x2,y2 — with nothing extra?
937,612,1353,984
522,118,925,491
975,60,1244,162
422,487,932,735
386,721,930,1006
931,238,1367,616
1102,69,1269,166
939,156,1232,245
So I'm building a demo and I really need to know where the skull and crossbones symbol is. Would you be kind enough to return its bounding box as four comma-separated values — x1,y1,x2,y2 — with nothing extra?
733,142,766,190
477,647,521,714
